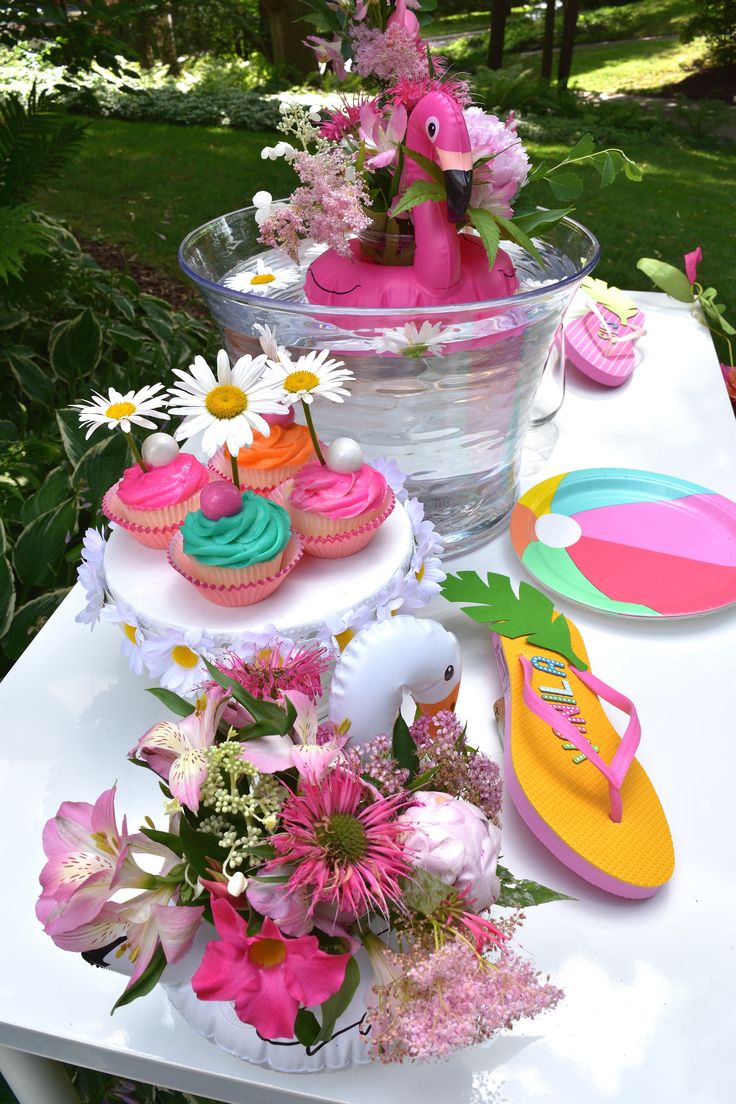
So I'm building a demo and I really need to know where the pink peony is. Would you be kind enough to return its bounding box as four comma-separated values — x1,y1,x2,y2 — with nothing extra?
192,900,351,1039
398,791,502,910
464,106,529,219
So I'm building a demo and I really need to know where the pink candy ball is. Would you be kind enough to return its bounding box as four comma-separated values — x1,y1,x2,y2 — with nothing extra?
200,480,243,520
263,408,295,429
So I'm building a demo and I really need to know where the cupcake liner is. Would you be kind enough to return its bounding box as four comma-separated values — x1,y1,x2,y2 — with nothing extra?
274,486,395,560
102,484,206,550
167,530,303,607
208,448,313,496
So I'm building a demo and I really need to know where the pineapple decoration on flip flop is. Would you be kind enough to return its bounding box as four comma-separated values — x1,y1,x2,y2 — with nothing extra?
564,278,646,388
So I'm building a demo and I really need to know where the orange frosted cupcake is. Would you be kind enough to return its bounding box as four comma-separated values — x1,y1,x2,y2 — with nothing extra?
208,409,318,494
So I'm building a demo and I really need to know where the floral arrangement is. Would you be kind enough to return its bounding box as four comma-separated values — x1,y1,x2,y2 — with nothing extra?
249,0,641,273
38,626,566,1064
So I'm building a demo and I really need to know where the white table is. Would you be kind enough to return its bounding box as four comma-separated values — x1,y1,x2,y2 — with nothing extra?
1,292,734,1104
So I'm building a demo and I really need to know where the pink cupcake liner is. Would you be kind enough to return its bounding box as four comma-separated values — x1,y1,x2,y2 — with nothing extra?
102,484,206,550
208,448,310,496
167,531,303,607
273,486,395,560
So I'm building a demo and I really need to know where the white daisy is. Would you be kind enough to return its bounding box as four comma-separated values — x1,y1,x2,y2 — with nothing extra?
374,321,450,358
74,527,108,627
167,349,287,457
73,383,169,439
223,257,288,296
141,628,217,696
254,323,291,366
102,601,146,676
267,348,354,406
322,604,374,654
370,456,407,499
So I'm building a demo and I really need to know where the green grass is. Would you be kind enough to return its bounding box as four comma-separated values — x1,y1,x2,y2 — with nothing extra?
36,117,735,325
568,36,708,93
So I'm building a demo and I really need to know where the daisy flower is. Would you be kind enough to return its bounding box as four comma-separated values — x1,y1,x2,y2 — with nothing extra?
102,601,146,676
167,349,287,457
264,765,411,917
73,383,169,439
253,323,290,365
141,628,217,696
223,257,289,296
374,321,450,358
75,527,108,628
267,348,354,406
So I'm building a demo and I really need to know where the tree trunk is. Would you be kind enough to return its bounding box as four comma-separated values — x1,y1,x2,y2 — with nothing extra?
541,0,556,81
158,5,180,76
487,0,508,71
262,0,316,75
557,0,580,88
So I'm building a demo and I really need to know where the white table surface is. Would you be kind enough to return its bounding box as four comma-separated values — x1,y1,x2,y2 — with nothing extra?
1,291,734,1104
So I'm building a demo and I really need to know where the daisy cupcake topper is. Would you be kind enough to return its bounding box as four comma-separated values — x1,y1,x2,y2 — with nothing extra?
73,383,172,472
266,346,355,466
167,348,289,486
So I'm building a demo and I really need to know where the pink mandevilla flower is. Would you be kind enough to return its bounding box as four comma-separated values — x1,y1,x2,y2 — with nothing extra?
360,101,408,169
684,246,702,285
129,687,228,813
192,899,351,1039
264,766,411,918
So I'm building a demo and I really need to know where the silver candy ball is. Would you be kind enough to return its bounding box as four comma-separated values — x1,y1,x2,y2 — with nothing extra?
141,432,180,468
326,437,363,473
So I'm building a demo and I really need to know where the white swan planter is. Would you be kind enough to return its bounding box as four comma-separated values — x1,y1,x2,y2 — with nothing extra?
328,615,462,746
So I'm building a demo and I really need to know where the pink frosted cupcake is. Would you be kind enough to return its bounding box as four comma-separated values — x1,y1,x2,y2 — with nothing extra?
103,449,210,550
276,438,394,559
168,481,302,607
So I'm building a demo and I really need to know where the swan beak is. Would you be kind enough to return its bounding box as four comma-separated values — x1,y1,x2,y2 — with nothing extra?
416,683,461,718
436,148,474,224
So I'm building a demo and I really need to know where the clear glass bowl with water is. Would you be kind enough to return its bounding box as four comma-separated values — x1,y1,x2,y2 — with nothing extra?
179,207,599,556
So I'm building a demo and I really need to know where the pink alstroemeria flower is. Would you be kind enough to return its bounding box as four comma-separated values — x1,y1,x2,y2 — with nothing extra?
684,246,702,285
360,101,408,169
192,899,351,1039
37,786,145,938
305,34,349,80
239,691,348,781
130,688,228,813
246,871,361,945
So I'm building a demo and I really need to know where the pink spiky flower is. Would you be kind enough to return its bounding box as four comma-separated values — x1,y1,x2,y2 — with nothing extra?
388,72,472,112
265,766,411,918
213,638,330,703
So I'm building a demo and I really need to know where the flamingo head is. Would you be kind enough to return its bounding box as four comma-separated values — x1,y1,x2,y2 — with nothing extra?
405,91,473,224
412,625,462,718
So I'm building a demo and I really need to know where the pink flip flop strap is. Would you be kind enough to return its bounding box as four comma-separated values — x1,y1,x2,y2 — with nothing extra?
519,656,641,823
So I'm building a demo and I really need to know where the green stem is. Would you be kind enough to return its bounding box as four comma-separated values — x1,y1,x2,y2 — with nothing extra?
230,450,241,489
302,400,326,465
126,431,147,473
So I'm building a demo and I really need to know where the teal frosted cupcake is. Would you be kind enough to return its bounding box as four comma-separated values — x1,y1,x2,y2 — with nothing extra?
167,481,303,607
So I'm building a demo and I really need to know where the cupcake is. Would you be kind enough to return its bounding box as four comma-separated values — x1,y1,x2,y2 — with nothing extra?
208,409,318,494
276,438,394,559
168,480,303,606
103,434,210,550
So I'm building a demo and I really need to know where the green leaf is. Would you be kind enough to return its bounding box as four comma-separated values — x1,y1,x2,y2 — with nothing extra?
20,466,72,526
5,344,55,405
72,432,129,511
139,827,185,856
0,518,7,556
178,816,222,879
566,133,595,161
467,207,501,269
112,944,167,1012
294,1008,321,1047
202,658,295,735
49,307,103,382
391,713,419,778
402,868,450,916
0,552,15,638
599,151,616,187
56,407,95,468
402,146,444,185
636,258,694,303
546,171,582,201
13,499,78,587
146,686,195,717
391,179,446,218
495,864,574,908
512,207,574,237
493,211,543,265
2,588,69,661
315,955,360,1044
440,571,587,670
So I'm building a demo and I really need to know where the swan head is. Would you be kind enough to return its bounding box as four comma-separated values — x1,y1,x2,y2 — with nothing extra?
406,91,473,224
410,621,462,719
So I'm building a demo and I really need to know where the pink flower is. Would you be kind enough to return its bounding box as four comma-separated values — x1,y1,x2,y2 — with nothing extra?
388,71,472,112
464,106,529,219
37,786,145,938
214,637,330,704
360,101,408,169
129,688,228,813
684,246,702,285
265,766,411,917
240,691,348,780
305,34,349,80
352,22,428,83
320,100,365,143
192,900,351,1039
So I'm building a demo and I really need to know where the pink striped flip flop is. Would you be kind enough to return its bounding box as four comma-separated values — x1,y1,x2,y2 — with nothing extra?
565,301,646,388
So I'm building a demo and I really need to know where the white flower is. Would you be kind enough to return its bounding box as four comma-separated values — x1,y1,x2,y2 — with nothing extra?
254,323,291,365
267,348,354,406
73,383,169,439
167,348,287,457
259,143,296,164
322,605,375,653
102,601,146,676
374,321,451,358
75,527,108,627
375,568,420,620
223,257,290,296
307,105,322,124
141,628,217,696
370,456,407,499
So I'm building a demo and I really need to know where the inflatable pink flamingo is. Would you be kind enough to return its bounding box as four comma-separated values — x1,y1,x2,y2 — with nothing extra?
305,90,519,311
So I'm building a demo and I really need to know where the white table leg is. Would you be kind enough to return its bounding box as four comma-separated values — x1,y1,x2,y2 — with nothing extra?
0,1047,82,1104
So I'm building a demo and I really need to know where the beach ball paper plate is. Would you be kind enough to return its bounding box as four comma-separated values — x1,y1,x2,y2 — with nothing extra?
511,468,736,618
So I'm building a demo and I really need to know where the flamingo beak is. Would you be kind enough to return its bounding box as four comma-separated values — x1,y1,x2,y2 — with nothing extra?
416,681,461,719
436,148,473,224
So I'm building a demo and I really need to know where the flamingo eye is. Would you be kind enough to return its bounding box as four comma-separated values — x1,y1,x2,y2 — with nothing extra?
426,116,439,141
444,664,454,682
